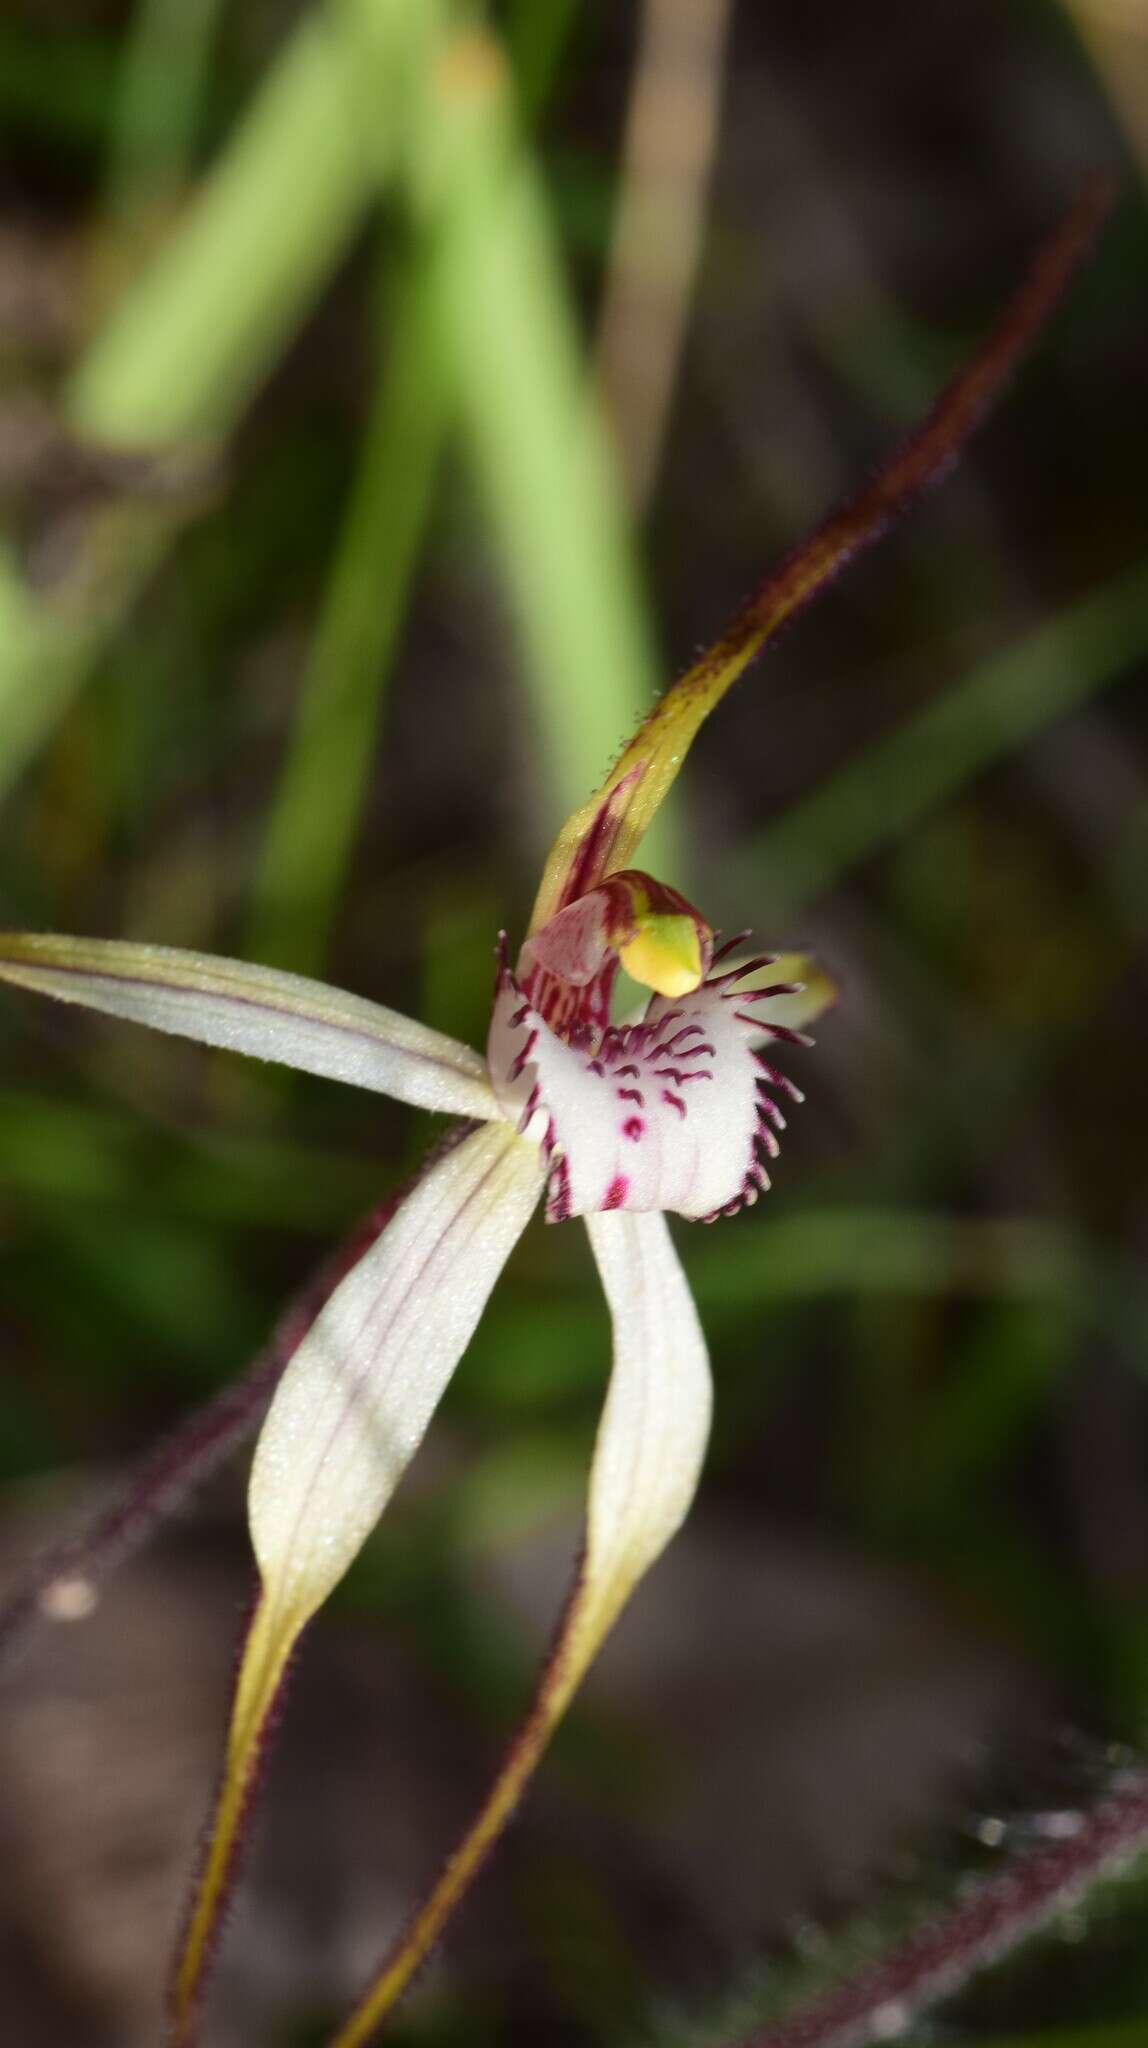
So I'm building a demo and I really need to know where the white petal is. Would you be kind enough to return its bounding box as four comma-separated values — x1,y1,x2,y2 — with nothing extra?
0,932,498,1120
303,1210,713,2042
489,959,792,1220
249,1121,544,1634
579,1210,712,1635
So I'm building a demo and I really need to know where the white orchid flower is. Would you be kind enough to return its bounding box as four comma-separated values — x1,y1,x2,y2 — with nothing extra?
0,871,829,2037
0,182,1103,2047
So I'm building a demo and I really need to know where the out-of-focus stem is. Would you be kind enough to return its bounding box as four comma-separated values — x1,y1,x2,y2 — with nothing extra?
169,1591,297,2047
0,1338,278,1670
595,0,732,509
326,1569,620,2048
742,1761,1148,2048
0,1140,461,1670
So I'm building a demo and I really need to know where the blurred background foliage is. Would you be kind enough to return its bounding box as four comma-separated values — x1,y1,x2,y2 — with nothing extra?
1,2,1147,2045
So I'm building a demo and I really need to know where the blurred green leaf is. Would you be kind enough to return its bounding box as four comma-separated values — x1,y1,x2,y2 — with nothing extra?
71,9,390,446
102,0,227,242
0,5,402,805
354,0,675,858
245,247,448,973
0,1085,384,1227
246,0,598,974
0,23,116,141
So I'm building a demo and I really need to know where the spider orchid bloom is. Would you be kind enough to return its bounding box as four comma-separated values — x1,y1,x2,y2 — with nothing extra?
0,877,829,2024
0,182,1105,2048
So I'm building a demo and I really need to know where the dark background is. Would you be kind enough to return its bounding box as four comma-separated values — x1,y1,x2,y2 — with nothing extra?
1,3,1147,2043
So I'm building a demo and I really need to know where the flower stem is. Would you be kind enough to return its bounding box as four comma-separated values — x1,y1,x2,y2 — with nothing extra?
0,1332,281,1667
743,1763,1148,2048
160,1124,475,2041
697,172,1114,699
169,1590,299,2046
325,1569,613,2048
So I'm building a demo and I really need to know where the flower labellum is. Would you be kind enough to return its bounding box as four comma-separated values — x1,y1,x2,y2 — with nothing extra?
0,183,1108,2048
490,900,804,1224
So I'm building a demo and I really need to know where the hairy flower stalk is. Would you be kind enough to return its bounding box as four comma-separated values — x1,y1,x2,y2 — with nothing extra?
0,1159,448,1669
0,182,1107,2046
743,1758,1148,2048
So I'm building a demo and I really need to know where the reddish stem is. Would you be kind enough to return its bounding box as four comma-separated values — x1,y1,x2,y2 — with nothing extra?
167,1587,304,2048
0,1127,471,1668
745,1763,1148,2048
693,174,1114,695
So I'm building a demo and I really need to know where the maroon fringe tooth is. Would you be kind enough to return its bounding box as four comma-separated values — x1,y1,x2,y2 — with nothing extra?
0,1125,473,1670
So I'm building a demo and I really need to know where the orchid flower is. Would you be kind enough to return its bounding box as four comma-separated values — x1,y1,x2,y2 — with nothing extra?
0,183,1105,2047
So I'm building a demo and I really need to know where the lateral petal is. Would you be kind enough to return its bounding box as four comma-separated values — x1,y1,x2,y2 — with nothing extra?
579,1208,713,1634
248,1118,545,1637
317,1208,712,2046
170,1120,544,2040
0,931,498,1120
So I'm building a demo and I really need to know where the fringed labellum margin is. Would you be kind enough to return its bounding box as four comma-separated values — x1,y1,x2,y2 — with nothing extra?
489,874,808,1223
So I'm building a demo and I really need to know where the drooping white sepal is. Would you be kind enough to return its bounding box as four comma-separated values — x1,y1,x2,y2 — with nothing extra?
248,1122,545,1639
578,1210,712,1639
0,932,499,1120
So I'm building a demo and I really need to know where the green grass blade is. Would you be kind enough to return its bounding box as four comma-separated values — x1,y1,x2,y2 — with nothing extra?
70,10,390,447
101,0,228,240
246,2,586,976
379,9,674,861
244,253,448,973
0,7,407,808
0,520,172,797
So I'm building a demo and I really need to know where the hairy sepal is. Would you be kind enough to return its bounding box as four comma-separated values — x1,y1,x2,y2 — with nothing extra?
530,181,1110,927
170,1122,544,2041
248,1120,544,1638
321,1210,711,2048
